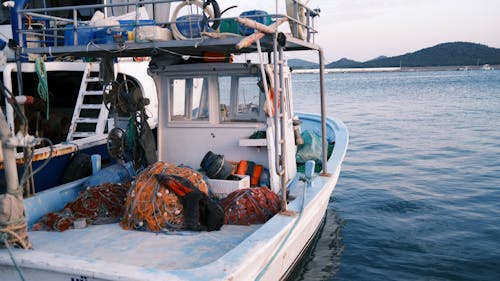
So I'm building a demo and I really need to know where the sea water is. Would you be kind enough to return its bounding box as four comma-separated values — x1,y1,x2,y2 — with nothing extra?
289,70,500,281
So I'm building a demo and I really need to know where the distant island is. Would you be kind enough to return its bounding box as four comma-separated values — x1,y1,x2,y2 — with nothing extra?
288,42,500,70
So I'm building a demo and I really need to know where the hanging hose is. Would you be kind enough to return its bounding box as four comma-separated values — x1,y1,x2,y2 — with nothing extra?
18,137,53,190
35,57,49,120
202,0,221,30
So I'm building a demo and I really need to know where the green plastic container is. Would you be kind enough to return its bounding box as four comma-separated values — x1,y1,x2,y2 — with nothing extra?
219,19,239,34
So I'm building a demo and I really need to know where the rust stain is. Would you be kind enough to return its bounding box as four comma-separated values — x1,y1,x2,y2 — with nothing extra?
0,146,76,169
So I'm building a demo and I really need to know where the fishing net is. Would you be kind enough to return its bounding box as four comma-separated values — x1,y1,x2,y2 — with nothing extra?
32,182,130,232
221,187,281,225
120,161,208,232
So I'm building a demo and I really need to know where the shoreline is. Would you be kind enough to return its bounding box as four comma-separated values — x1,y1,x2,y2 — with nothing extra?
291,65,499,74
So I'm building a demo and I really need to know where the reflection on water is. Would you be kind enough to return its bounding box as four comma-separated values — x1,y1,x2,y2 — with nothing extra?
287,205,345,281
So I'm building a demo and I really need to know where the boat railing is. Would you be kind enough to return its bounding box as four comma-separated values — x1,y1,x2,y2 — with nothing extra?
12,0,320,57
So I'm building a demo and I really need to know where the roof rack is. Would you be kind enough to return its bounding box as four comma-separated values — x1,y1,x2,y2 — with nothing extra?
13,0,321,58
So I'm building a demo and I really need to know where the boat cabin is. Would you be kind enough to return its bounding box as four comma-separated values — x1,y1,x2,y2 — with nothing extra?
0,0,323,195
150,62,297,193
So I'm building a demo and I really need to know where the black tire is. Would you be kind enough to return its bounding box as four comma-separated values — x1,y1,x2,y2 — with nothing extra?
203,0,221,30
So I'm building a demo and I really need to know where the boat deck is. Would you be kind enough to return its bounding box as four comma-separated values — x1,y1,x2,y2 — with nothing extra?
25,36,319,58
28,223,261,270
19,180,306,271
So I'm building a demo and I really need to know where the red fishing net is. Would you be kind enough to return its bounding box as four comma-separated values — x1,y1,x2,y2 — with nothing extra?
32,182,130,232
221,187,281,225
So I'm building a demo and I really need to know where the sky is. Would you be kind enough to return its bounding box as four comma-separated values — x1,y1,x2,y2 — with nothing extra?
216,0,500,63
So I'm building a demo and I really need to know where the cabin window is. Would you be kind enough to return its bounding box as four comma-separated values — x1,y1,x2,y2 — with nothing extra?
0,6,9,24
218,75,264,123
169,77,209,122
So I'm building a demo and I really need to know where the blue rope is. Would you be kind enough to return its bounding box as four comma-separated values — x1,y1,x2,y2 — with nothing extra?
35,57,49,120
1,235,26,281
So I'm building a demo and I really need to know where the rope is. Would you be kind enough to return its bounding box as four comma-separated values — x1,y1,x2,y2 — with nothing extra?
0,219,31,250
1,236,26,281
35,57,49,120
170,0,215,40
18,137,53,190
255,180,307,280
126,116,137,157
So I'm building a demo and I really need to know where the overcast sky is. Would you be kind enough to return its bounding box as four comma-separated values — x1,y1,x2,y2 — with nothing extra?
217,0,500,63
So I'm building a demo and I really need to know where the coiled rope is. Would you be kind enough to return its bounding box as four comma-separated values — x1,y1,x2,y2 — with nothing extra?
0,219,30,250
170,0,216,40
35,57,49,120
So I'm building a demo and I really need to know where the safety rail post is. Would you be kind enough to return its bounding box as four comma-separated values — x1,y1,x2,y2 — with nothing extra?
318,48,330,176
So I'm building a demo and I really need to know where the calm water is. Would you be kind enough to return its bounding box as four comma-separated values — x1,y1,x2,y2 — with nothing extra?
289,70,500,281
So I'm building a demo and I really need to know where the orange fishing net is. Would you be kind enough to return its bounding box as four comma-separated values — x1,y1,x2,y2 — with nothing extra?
221,187,281,225
120,162,208,232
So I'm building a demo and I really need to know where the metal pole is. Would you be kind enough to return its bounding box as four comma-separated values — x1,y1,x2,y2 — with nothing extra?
0,108,20,196
319,48,329,175
1,107,29,251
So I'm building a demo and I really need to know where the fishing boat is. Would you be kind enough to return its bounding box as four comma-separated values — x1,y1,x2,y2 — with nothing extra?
0,1,159,193
0,1,348,280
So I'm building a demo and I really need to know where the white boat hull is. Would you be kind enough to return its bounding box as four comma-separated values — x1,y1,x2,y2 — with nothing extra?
0,114,348,281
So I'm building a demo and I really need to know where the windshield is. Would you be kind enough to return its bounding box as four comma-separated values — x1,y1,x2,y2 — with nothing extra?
0,6,9,25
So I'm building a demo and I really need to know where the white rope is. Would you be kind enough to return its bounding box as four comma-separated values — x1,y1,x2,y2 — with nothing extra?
170,0,215,40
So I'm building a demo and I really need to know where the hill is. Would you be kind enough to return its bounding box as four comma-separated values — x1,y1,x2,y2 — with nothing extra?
326,42,500,68
327,58,363,68
287,59,319,69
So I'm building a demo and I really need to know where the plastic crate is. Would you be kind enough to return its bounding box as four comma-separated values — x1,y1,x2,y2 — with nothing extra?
207,174,250,199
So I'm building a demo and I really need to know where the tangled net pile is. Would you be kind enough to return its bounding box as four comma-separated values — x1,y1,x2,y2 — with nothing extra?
221,187,281,225
120,162,208,232
32,183,130,231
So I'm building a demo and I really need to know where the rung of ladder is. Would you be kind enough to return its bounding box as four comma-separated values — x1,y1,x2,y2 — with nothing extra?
76,117,99,123
80,104,103,109
71,132,95,138
85,77,101,83
83,90,103,96
66,63,111,142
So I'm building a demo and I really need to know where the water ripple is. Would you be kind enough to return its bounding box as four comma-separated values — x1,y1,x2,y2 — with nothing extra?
291,70,500,281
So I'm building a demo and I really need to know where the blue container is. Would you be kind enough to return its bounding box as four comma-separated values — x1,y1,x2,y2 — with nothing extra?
94,26,128,44
118,19,155,32
118,19,155,41
84,162,135,187
239,10,272,36
175,14,206,39
64,24,95,46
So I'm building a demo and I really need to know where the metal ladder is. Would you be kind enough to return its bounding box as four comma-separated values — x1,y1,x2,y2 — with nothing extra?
66,63,111,141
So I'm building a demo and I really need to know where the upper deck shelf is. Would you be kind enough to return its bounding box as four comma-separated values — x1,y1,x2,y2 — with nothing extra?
13,0,321,58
